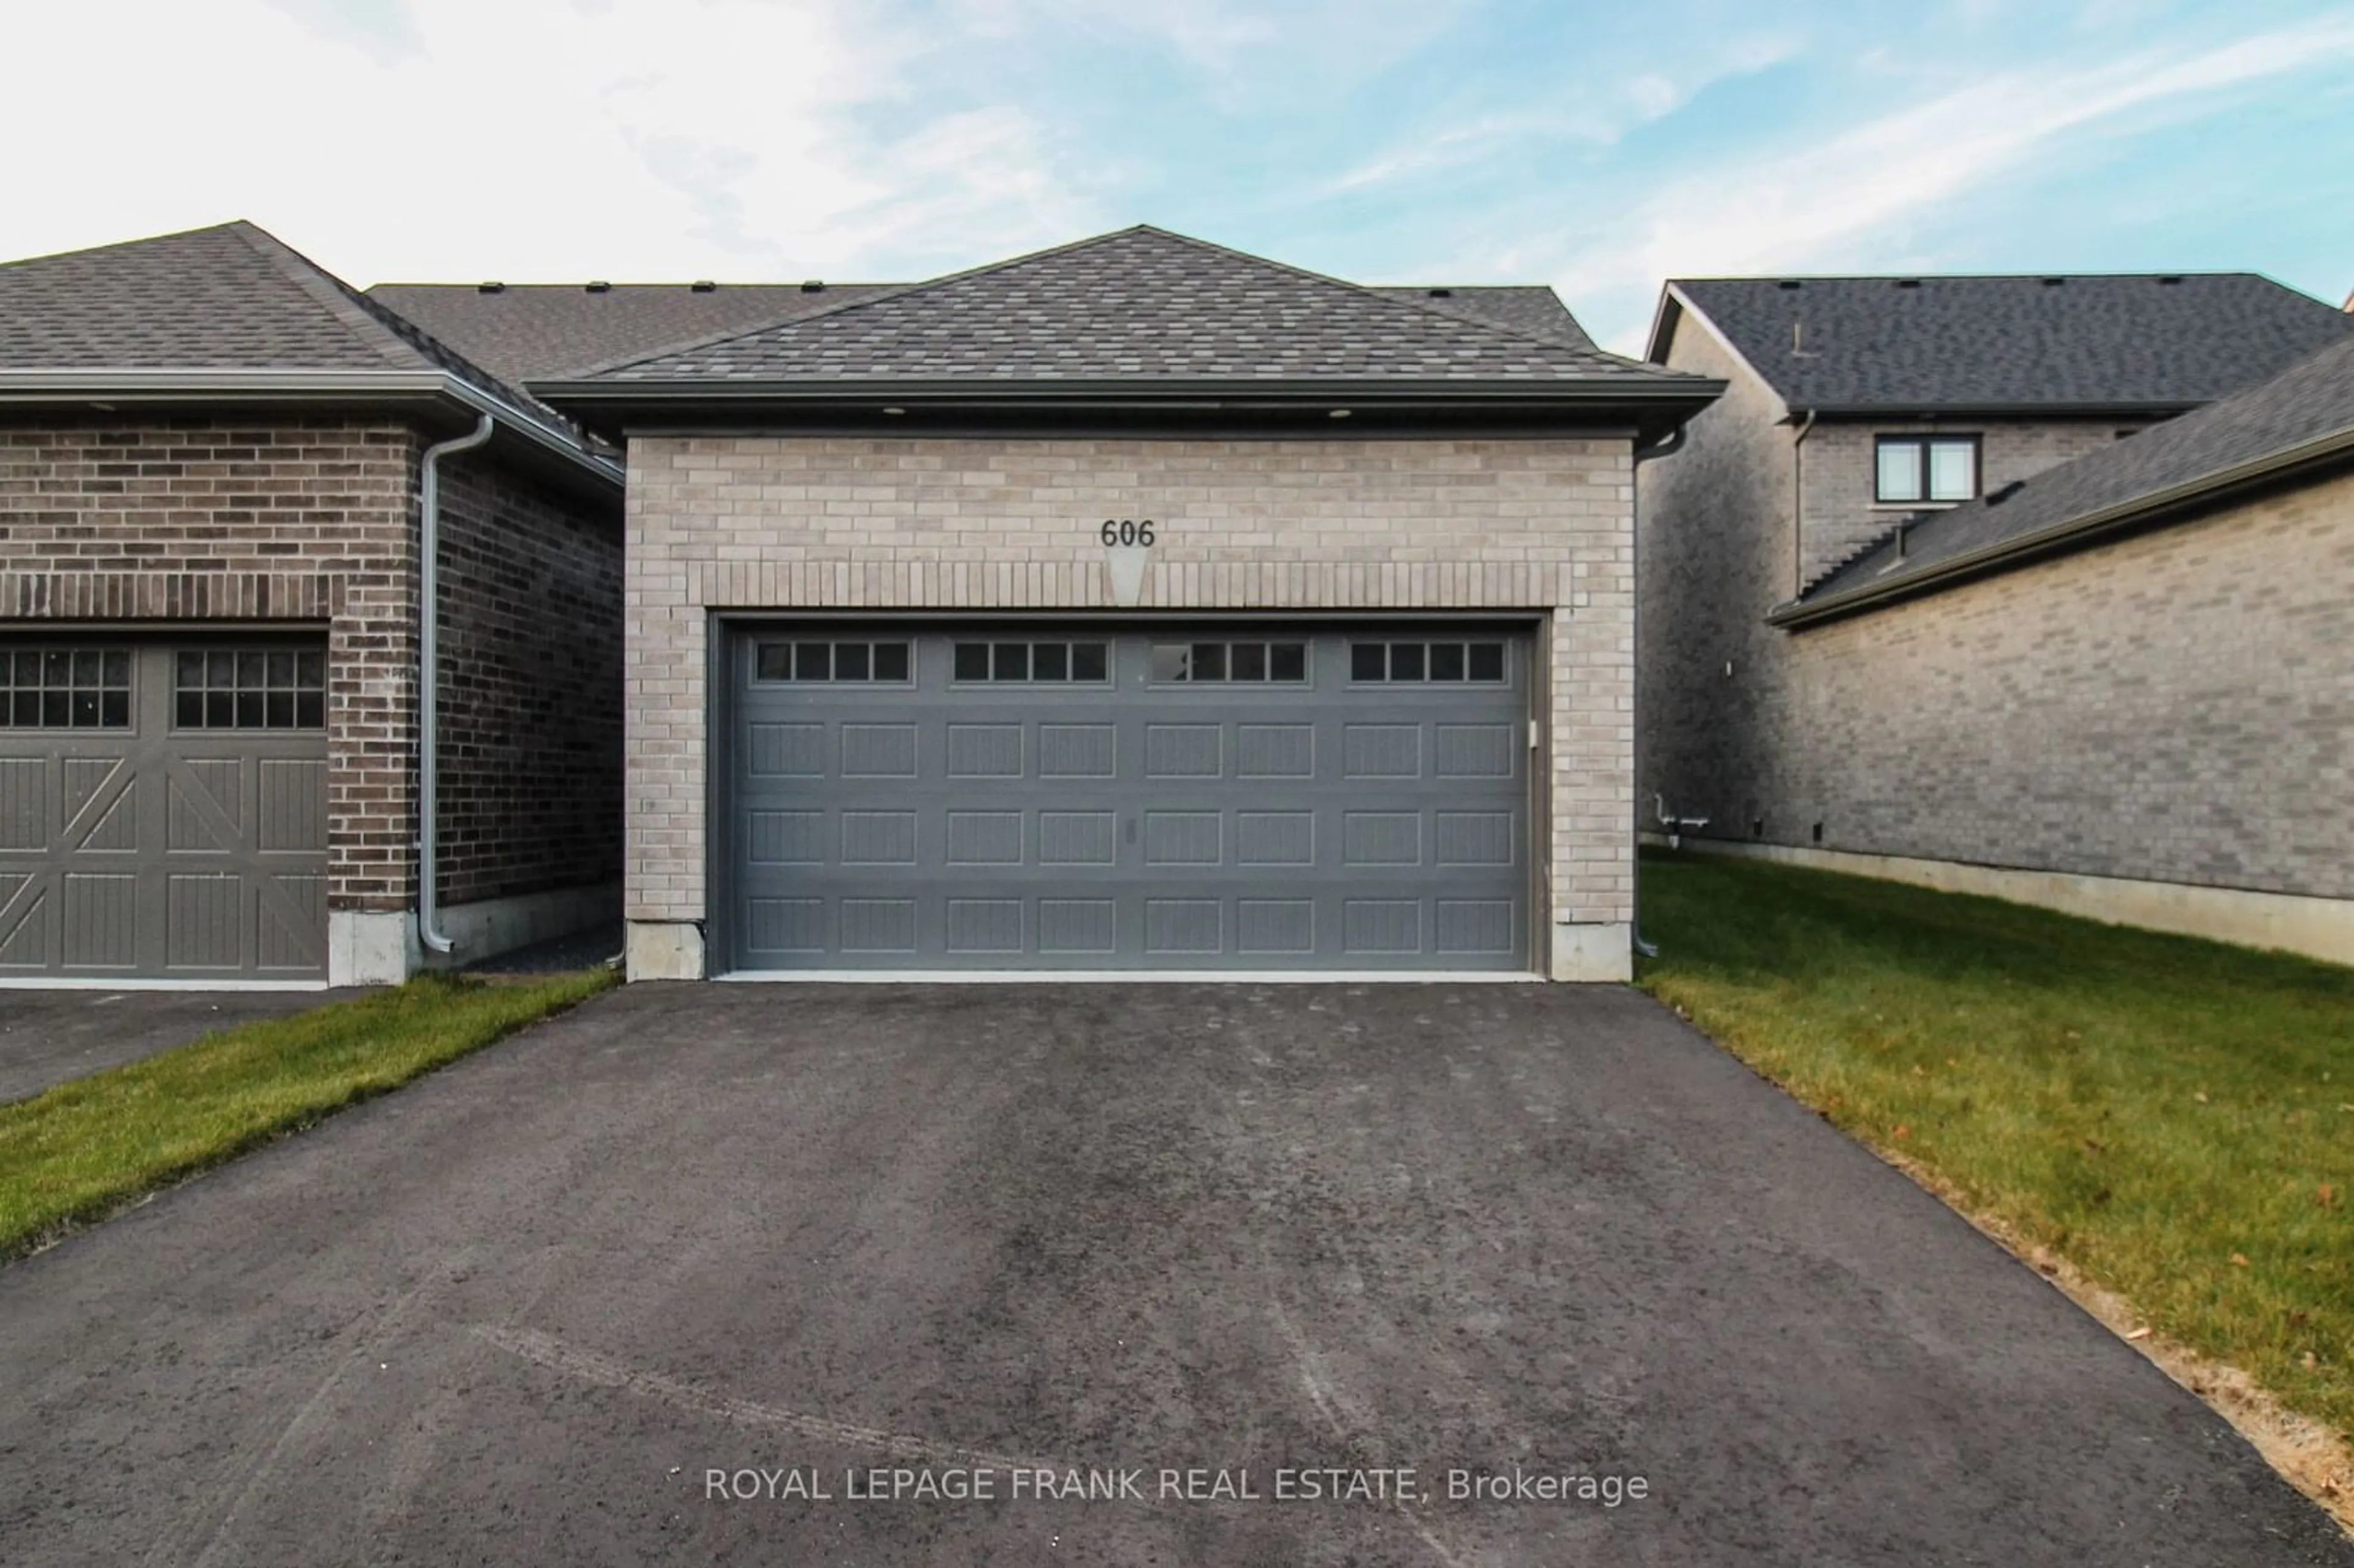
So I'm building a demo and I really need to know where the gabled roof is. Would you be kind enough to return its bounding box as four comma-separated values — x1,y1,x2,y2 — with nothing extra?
573,227,1667,384
368,276,1596,384
0,221,617,489
1777,333,2354,626
1653,273,2354,416
537,226,1712,440
366,280,897,384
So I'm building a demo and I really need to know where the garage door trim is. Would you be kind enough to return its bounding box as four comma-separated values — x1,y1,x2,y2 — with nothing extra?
710,614,1545,980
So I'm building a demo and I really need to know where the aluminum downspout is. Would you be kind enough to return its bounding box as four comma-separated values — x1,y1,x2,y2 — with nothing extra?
1628,423,1689,961
416,414,495,956
1789,409,1817,598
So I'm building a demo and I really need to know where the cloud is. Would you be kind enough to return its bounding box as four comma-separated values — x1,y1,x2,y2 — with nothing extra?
1322,34,1797,194
0,0,1100,284
955,0,1472,99
1539,15,2354,349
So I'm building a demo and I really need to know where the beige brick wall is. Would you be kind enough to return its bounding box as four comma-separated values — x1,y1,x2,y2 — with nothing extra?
1767,469,2354,899
1640,310,2353,902
1800,418,2153,588
625,435,1639,963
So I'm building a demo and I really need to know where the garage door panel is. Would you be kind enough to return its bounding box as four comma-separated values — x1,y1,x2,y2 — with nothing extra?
729,626,1528,972
65,873,139,969
0,640,327,981
0,878,49,967
260,875,327,971
257,759,327,853
0,759,42,850
167,873,243,970
1038,724,1116,777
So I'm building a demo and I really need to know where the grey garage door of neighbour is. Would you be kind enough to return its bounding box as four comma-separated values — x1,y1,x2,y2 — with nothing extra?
0,638,329,981
723,625,1534,973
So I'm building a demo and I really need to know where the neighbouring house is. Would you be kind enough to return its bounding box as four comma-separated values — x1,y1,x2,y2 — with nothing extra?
0,223,624,986
1640,273,2354,962
500,226,1720,982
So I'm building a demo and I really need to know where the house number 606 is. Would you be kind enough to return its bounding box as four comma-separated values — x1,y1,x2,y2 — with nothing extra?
1100,519,1156,547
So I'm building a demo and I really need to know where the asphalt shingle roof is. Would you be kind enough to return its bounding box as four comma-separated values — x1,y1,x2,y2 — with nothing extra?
0,222,411,371
586,227,1668,384
1669,273,2354,413
0,221,581,440
366,281,897,384
1796,332,2354,614
370,277,1598,384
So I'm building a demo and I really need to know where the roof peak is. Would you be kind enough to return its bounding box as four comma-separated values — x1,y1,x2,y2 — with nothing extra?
582,224,1650,382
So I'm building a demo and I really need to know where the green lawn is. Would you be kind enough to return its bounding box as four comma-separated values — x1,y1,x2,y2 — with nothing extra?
0,969,615,1259
1637,850,2353,1442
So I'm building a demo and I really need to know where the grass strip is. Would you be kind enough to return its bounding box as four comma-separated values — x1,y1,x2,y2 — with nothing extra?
0,969,615,1258
1636,850,2352,1442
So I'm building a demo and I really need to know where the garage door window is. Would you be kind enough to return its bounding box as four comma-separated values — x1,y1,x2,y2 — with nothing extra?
952,640,1110,683
175,649,326,730
1350,639,1506,683
1149,640,1308,683
755,639,913,683
4,649,131,729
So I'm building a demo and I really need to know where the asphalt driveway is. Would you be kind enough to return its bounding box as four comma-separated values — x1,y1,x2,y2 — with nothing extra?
0,986,356,1103
0,983,2343,1565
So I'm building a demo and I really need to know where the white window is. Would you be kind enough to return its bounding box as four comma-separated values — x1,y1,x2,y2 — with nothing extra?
1875,436,1978,504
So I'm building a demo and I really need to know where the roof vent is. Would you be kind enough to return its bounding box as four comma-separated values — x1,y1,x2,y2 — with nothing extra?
477,281,505,294
1426,287,1453,299
690,280,717,293
1894,278,1922,289
1986,479,2026,506
2156,275,2184,285
585,280,612,294
2041,276,2066,286
1777,280,1802,291
800,280,826,293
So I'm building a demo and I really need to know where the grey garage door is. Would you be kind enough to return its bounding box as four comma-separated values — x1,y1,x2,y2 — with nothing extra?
725,625,1533,973
0,638,329,981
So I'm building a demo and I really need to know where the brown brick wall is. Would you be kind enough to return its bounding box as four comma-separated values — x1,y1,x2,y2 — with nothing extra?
433,451,623,906
0,415,625,916
0,416,420,910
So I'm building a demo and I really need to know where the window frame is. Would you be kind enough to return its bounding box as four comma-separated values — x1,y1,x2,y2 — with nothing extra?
948,638,1113,686
750,637,915,686
1346,638,1511,685
1,645,134,732
171,646,327,733
1873,433,1981,506
1145,639,1311,686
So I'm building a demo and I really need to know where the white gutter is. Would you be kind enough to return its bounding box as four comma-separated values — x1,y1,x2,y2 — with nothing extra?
415,413,495,956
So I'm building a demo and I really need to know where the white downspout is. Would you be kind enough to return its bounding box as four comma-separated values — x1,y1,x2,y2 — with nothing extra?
416,414,495,956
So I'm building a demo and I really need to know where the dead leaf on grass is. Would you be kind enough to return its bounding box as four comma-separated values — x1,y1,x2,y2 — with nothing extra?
2231,1253,2252,1268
